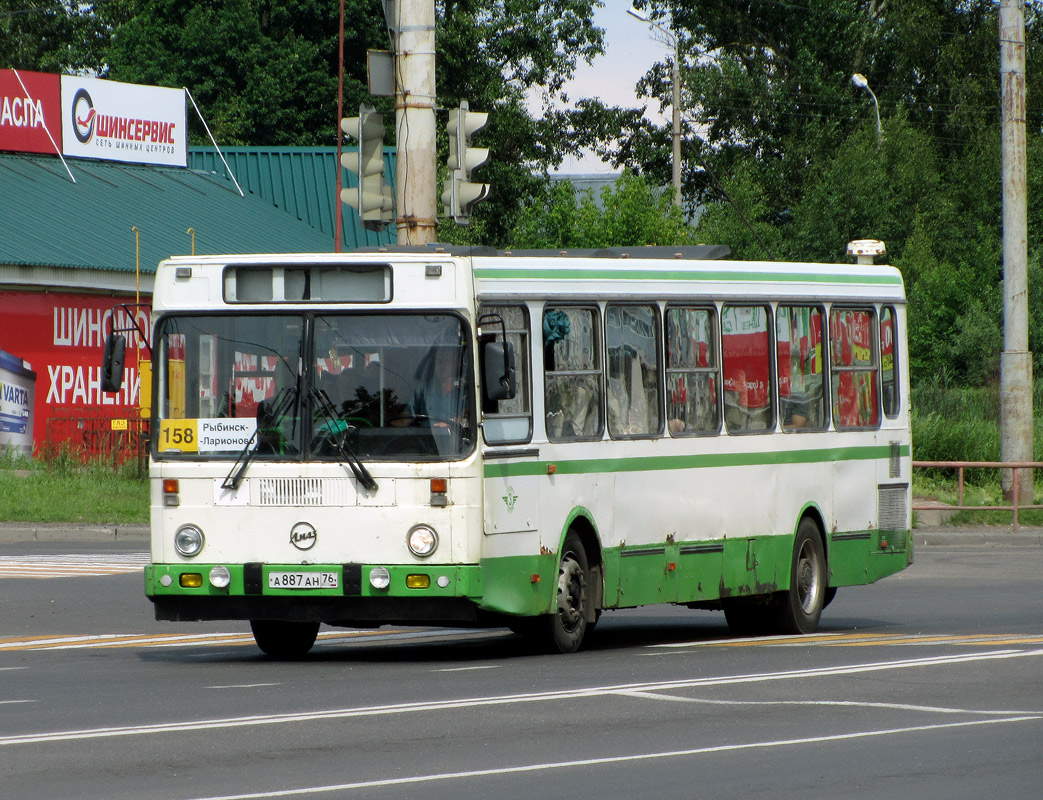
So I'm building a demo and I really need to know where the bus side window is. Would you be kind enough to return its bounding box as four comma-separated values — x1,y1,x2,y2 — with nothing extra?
543,307,602,441
479,304,532,444
606,304,661,438
880,306,899,418
829,306,880,429
721,305,774,433
777,305,827,431
665,306,720,435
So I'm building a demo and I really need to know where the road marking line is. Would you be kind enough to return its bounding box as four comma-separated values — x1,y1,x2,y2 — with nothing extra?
652,632,1043,650
0,700,34,705
616,691,1042,716
2,648,1040,748
434,665,500,672
206,684,280,690
181,715,1043,800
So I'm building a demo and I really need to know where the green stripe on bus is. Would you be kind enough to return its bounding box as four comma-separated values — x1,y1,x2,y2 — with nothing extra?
483,444,911,479
473,268,903,285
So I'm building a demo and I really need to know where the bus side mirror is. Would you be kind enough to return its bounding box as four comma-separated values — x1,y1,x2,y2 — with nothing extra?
101,334,126,392
482,340,516,402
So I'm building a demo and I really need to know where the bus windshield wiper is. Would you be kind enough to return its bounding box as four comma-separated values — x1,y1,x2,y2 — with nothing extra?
221,385,298,491
311,387,378,492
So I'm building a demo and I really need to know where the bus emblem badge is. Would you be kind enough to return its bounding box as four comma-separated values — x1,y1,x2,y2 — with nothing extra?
289,522,318,551
502,487,518,512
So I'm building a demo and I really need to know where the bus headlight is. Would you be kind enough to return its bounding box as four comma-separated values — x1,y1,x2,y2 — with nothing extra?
407,525,438,558
174,525,205,557
369,567,391,590
209,565,231,589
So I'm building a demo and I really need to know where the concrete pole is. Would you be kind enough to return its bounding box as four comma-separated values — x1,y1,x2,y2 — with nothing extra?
394,0,437,245
670,44,682,207
999,0,1033,499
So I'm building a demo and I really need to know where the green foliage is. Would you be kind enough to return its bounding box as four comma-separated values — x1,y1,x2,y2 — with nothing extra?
0,0,110,73
102,0,371,146
507,172,695,249
97,0,605,242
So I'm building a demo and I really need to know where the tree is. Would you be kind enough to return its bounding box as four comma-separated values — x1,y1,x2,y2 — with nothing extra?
508,172,695,249
0,0,110,73
98,0,606,245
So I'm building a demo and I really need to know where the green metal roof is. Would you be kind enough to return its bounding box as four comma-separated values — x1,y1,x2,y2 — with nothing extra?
0,152,340,274
189,146,397,251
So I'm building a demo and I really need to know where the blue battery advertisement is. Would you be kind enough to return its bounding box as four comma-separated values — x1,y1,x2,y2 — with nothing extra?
0,347,35,453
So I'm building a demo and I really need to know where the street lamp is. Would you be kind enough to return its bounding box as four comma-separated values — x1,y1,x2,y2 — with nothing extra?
627,6,682,207
851,73,883,145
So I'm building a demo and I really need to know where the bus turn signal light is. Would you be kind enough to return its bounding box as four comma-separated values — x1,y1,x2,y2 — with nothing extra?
179,573,203,588
163,479,179,507
406,574,431,589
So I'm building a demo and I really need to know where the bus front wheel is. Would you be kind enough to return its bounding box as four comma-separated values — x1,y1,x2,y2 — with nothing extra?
772,519,826,634
550,532,591,653
250,619,320,658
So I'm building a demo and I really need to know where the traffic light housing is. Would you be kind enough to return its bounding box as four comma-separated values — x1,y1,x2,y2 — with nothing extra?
442,101,490,225
341,104,394,231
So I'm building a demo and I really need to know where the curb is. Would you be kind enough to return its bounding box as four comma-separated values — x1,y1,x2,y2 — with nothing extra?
0,523,149,543
2,524,1040,547
913,526,1043,547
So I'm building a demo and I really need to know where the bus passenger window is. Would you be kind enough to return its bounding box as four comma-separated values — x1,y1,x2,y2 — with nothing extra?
665,307,719,435
776,305,826,431
829,307,880,429
479,305,533,444
880,306,899,417
722,305,774,433
543,307,602,440
606,305,661,437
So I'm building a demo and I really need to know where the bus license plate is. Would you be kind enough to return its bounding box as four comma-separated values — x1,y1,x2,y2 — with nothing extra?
267,571,339,590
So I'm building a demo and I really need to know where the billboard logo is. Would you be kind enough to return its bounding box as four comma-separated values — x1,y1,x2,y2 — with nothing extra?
71,87,95,144
1,94,45,130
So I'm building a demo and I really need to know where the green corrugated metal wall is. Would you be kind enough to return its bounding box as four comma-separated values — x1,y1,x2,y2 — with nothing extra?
0,153,338,274
189,147,397,251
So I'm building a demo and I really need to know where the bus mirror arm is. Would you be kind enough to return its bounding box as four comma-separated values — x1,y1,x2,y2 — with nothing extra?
477,314,516,402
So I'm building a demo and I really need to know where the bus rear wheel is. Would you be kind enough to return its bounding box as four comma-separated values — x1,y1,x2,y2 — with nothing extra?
771,519,826,634
250,619,320,658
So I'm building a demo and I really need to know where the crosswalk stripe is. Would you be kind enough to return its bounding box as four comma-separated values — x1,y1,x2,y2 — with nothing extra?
0,553,150,579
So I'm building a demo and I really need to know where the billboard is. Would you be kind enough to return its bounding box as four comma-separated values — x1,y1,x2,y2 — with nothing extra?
0,69,62,156
61,75,187,167
0,290,151,452
0,348,35,454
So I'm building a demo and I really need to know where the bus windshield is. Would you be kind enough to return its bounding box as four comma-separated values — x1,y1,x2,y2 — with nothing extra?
154,312,475,461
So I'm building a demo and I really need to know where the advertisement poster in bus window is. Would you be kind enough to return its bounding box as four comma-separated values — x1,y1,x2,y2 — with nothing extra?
831,309,878,427
721,306,769,410
777,307,823,399
228,352,279,418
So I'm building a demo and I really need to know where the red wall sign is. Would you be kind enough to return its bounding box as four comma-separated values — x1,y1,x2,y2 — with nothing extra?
0,290,151,451
0,69,62,156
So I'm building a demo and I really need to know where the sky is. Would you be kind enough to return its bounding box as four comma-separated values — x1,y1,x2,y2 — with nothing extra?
547,0,672,174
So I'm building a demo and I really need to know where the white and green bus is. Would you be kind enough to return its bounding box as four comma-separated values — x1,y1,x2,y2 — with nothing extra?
108,244,911,656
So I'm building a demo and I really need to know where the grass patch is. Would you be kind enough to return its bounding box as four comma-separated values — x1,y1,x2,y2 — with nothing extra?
0,452,148,524
911,379,1043,525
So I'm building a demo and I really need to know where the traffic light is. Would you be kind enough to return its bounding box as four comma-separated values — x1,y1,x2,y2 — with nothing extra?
341,103,394,231
442,101,490,225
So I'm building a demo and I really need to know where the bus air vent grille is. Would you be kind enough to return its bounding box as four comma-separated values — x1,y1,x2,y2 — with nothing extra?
257,478,353,506
877,483,908,535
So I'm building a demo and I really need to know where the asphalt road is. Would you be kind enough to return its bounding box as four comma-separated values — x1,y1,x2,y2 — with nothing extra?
1,534,1041,800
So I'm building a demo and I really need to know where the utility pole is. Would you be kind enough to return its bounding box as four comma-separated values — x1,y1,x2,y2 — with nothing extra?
392,0,437,245
999,0,1033,500
670,40,681,207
